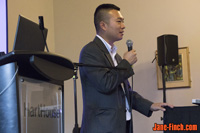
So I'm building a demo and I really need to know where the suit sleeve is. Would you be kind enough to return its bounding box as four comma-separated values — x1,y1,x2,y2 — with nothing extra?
79,42,134,94
130,91,153,117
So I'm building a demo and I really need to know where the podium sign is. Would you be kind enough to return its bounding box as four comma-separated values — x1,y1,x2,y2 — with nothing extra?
18,76,63,133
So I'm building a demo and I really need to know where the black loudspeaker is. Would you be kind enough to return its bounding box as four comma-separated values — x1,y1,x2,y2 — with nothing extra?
157,34,179,66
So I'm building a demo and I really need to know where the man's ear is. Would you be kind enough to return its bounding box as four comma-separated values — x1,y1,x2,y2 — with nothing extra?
99,21,107,31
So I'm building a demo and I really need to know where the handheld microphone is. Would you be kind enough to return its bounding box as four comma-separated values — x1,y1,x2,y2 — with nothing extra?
126,39,134,90
126,39,133,51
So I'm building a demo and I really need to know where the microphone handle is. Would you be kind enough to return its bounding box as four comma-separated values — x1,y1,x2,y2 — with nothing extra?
127,43,133,90
128,46,132,51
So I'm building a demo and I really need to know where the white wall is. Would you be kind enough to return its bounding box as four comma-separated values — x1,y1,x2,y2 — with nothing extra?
8,0,200,133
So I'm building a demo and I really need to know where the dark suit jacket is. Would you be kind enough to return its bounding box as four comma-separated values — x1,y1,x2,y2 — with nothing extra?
79,37,153,133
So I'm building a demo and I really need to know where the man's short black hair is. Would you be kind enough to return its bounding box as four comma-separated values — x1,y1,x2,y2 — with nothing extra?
94,4,120,32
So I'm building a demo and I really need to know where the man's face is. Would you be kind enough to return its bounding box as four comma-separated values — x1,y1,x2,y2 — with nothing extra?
104,9,125,43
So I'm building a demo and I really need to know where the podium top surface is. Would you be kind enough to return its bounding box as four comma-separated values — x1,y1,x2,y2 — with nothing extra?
0,50,74,82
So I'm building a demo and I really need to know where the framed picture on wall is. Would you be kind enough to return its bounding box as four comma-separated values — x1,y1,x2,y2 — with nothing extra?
156,47,191,89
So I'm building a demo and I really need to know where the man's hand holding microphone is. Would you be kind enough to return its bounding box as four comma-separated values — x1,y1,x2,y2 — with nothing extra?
123,40,137,65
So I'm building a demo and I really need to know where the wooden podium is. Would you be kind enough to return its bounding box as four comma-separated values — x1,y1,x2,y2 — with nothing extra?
0,51,74,133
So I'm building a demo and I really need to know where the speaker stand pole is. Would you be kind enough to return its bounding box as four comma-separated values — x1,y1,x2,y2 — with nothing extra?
72,65,80,133
162,65,166,103
161,65,168,131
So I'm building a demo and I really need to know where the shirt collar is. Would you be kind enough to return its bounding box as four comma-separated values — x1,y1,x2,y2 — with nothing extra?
96,35,117,54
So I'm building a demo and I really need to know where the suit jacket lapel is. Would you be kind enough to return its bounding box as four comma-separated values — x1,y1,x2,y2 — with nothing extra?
123,80,132,112
115,53,122,63
115,54,130,95
94,38,132,111
115,54,132,110
93,37,115,67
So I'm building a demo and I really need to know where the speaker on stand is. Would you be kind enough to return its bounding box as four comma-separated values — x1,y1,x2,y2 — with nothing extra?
157,34,179,102
157,34,179,129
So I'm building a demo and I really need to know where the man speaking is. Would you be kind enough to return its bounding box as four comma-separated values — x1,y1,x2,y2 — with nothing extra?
79,3,173,133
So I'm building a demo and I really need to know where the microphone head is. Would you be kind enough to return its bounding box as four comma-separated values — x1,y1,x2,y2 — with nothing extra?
126,39,133,47
126,39,133,51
